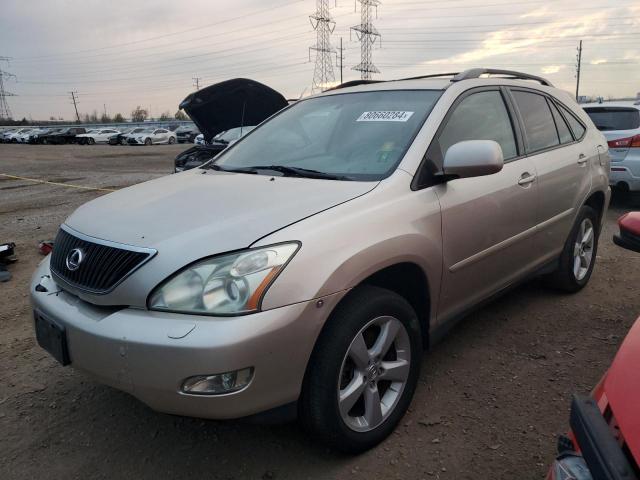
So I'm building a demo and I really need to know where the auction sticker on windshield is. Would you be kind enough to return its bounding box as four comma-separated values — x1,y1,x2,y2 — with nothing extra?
357,111,415,122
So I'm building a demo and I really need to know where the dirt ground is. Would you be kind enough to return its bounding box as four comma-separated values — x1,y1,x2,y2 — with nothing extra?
1,143,639,480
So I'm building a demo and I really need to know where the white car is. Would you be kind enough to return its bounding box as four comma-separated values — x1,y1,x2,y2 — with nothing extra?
16,128,45,143
76,128,121,145
127,128,177,145
194,126,255,146
5,128,33,143
583,101,640,191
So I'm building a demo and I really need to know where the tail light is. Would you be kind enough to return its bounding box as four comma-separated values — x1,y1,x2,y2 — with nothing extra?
608,134,640,148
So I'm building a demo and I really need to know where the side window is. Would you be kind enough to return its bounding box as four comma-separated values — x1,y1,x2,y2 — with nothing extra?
438,90,517,161
512,90,559,153
559,104,586,140
548,100,573,144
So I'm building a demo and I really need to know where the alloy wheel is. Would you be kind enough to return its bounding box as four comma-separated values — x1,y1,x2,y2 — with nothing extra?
573,218,594,281
337,316,411,432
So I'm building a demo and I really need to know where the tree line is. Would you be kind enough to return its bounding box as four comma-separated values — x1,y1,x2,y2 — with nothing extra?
0,107,189,126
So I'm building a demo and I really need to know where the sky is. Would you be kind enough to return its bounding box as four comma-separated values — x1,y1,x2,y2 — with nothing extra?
0,0,638,121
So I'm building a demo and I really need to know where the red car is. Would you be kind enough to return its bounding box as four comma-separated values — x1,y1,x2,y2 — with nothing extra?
547,213,640,480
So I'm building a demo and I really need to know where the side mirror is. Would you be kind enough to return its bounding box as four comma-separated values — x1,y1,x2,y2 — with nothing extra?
443,140,504,179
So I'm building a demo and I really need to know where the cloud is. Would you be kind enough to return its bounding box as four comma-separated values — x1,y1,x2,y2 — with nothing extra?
590,59,608,65
542,65,563,74
520,7,550,19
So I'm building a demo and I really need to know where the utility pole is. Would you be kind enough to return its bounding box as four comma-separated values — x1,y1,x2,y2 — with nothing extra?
0,57,16,121
103,103,107,117
351,0,382,80
337,37,344,84
575,40,583,102
309,0,337,93
192,75,201,90
69,91,80,123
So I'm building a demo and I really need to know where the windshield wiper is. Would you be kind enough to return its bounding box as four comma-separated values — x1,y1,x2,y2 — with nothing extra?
241,165,352,180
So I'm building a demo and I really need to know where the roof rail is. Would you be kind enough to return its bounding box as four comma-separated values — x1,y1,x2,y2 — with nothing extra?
399,72,460,81
326,79,384,91
452,68,554,87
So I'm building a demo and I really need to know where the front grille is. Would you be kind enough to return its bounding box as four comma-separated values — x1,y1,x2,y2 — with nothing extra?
50,227,155,294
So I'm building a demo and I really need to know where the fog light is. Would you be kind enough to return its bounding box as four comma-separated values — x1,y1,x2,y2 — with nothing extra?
181,367,253,395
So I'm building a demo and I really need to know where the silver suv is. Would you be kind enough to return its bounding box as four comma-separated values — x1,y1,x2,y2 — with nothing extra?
31,69,610,452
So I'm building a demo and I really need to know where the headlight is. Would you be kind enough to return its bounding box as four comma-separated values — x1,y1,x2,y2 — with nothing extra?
148,242,299,315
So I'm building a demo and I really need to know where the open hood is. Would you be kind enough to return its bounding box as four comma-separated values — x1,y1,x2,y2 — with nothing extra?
179,78,288,142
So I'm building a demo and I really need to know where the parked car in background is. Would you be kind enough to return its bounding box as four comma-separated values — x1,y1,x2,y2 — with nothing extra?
194,133,205,145
0,128,17,142
14,128,38,143
32,69,610,453
108,127,146,145
583,102,640,192
546,212,640,480
76,128,121,145
175,125,199,143
175,126,255,172
28,128,61,144
41,127,87,144
5,128,33,143
127,128,177,145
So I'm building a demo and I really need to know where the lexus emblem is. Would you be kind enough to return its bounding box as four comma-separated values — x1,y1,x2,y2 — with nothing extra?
65,248,84,272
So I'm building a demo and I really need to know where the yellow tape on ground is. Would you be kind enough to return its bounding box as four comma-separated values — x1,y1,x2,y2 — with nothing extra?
0,173,116,192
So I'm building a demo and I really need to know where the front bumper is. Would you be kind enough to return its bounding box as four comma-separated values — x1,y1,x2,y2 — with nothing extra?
31,258,345,419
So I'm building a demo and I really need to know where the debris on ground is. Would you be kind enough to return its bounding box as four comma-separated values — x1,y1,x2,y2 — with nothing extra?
0,242,16,282
38,240,54,255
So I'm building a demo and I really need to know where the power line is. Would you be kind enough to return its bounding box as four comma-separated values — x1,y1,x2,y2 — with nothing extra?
192,75,201,90
351,0,382,80
309,0,337,93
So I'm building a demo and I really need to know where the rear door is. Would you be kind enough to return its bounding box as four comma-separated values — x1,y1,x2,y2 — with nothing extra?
509,89,593,260
432,88,539,321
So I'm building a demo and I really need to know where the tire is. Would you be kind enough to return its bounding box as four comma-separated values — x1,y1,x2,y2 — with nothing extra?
144,138,152,146
120,138,127,146
299,285,422,453
168,136,176,144
88,137,95,145
545,205,599,293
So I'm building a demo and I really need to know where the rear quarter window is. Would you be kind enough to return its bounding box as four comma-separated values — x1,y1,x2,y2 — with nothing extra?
584,107,640,131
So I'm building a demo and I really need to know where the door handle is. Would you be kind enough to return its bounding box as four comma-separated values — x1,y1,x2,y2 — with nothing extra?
518,173,536,186
577,153,588,165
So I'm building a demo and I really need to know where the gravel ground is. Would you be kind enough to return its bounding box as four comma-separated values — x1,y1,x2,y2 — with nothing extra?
1,143,639,480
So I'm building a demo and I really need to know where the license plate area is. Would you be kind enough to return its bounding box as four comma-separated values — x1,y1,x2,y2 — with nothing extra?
34,311,70,366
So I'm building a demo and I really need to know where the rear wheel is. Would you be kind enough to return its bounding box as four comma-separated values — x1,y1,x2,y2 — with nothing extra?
168,136,176,144
545,205,599,292
299,286,422,453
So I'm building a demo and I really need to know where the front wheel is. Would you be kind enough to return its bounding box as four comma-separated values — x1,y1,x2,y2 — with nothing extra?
144,138,152,146
299,285,422,453
87,137,95,145
545,205,599,292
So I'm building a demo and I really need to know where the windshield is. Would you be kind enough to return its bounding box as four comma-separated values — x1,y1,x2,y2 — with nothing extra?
584,107,640,131
214,90,441,181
